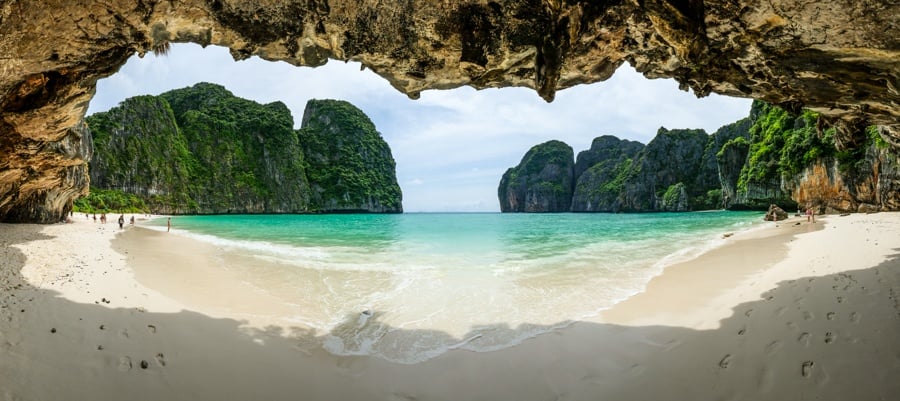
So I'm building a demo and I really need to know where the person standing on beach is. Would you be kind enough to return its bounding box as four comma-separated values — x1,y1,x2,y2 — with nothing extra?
167,217,171,232
118,214,125,229
130,215,135,225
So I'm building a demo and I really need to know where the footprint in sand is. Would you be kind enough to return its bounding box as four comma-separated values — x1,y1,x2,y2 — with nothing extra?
802,311,814,321
798,332,811,346
765,341,783,355
147,324,157,334
850,312,860,323
118,356,133,372
837,296,844,303
738,325,747,335
719,354,732,369
744,309,754,317
801,361,815,377
824,332,835,344
155,353,167,367
826,312,836,320
119,329,129,339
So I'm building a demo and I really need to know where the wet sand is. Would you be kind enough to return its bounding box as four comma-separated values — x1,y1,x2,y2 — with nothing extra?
1,212,898,400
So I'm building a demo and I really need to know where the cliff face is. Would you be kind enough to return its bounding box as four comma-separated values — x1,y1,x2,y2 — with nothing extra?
499,140,574,212
88,95,195,211
570,135,643,212
84,83,401,214
506,129,734,213
1,0,898,222
619,128,715,212
505,101,900,214
715,120,752,209
299,99,402,213
786,130,900,214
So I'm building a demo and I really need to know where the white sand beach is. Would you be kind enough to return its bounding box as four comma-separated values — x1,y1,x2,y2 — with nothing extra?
1,212,898,400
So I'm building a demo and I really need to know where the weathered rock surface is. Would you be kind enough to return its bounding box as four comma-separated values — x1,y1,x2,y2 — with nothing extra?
568,128,720,213
618,128,715,212
86,83,401,214
764,204,788,221
507,100,900,214
299,99,403,213
1,0,898,221
499,140,574,212
570,135,643,212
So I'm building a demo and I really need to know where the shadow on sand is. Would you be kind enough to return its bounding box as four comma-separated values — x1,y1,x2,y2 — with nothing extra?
1,225,898,401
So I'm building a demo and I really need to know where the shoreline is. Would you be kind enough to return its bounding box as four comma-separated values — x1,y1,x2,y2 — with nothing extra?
1,212,898,400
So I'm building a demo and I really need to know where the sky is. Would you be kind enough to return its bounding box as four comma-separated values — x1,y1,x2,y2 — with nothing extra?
88,43,753,212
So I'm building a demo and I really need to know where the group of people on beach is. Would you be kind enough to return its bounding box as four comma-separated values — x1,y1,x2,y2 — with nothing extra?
83,212,135,228
77,212,171,232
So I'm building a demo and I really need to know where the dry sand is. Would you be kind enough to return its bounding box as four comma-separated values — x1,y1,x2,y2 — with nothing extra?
1,212,898,401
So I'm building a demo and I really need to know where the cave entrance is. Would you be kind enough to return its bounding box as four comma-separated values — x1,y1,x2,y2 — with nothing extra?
88,43,752,213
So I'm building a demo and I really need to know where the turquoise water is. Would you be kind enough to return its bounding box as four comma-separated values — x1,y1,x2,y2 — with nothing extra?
147,211,762,362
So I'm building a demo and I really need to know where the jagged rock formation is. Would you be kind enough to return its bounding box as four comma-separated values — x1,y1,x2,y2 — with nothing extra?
499,140,574,212
715,119,753,209
504,101,900,214
518,128,732,213
299,99,403,213
785,132,900,214
618,128,718,212
570,135,644,211
1,0,898,222
85,83,401,214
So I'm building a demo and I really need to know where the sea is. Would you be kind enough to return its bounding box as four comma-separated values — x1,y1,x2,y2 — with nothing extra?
145,211,763,363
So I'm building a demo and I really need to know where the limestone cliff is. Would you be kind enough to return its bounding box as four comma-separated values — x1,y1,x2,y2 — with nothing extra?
87,95,196,212
506,100,900,214
786,129,900,214
299,99,403,213
84,83,401,214
1,0,898,222
619,128,716,212
508,128,744,213
570,135,643,212
499,140,574,212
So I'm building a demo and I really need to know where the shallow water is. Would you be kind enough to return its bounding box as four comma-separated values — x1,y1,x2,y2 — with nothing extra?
147,211,762,363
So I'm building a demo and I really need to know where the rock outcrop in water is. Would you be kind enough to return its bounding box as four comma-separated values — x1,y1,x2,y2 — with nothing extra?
1,0,898,222
84,83,401,214
503,101,900,213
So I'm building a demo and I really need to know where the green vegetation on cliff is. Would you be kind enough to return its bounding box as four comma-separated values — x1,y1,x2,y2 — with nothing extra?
73,188,148,214
738,102,831,195
502,100,894,213
499,140,574,212
85,83,402,214
299,99,403,212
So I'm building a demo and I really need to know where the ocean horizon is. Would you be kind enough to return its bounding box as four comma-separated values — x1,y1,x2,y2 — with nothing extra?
145,211,764,363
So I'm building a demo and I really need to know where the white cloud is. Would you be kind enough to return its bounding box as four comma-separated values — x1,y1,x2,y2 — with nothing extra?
89,43,753,213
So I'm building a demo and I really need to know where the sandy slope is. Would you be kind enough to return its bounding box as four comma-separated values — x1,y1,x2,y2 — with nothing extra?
1,213,898,401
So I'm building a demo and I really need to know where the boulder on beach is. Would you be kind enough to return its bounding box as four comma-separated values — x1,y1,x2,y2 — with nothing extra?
765,204,789,221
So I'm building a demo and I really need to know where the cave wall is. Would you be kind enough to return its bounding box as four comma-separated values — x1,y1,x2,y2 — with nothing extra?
1,0,898,222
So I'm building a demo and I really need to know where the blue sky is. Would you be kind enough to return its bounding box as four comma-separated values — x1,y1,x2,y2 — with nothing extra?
88,44,752,212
